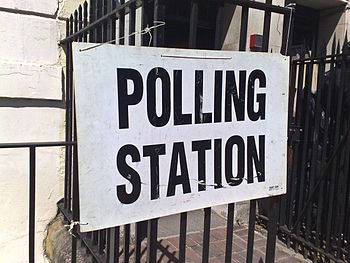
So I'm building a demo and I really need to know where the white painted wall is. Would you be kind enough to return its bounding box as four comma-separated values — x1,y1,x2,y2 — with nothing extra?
0,0,83,262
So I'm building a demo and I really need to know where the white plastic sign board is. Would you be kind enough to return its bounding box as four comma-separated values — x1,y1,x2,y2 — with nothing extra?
72,43,289,232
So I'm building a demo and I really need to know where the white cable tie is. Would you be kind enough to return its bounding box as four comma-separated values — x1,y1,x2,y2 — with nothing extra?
64,221,88,237
191,179,221,188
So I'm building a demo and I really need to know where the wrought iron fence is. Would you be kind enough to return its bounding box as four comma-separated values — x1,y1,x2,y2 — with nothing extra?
58,1,293,262
0,141,75,263
276,38,350,262
0,0,294,262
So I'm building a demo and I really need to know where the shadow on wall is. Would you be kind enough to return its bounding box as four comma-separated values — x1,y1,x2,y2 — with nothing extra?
317,5,345,56
217,4,236,49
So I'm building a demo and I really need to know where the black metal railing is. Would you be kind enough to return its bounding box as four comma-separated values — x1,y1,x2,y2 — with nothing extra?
0,141,75,263
1,0,294,262
277,38,350,262
58,1,293,263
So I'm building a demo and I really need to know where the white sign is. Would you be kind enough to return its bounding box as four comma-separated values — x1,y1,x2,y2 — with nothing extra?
72,43,289,232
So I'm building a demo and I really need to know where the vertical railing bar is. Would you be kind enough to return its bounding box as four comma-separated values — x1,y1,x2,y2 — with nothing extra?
71,99,80,263
325,43,344,253
214,1,224,50
280,11,289,55
83,1,88,42
89,0,96,42
94,0,99,42
96,0,103,42
129,1,136,45
346,163,350,263
114,226,120,263
300,38,316,259
281,62,297,232
336,130,350,259
225,203,235,262
119,0,125,45
262,0,272,52
74,10,78,39
106,0,112,42
281,7,295,56
29,146,36,263
294,60,314,253
98,229,106,255
179,212,187,261
134,222,143,263
141,0,151,46
246,200,256,263
333,48,349,257
64,18,72,210
146,219,158,263
101,0,105,42
66,16,74,213
340,137,350,260
110,0,117,43
106,228,112,263
78,5,83,42
102,0,108,42
305,59,325,248
153,0,165,47
202,207,211,263
286,63,305,247
315,58,332,249
92,230,99,245
124,224,130,263
188,0,198,49
239,6,249,51
262,3,277,261
265,196,279,263
238,12,255,259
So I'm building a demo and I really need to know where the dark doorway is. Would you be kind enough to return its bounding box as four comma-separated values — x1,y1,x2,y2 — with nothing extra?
289,4,319,57
163,0,218,49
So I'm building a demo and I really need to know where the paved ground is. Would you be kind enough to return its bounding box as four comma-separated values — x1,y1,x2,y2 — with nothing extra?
130,209,311,262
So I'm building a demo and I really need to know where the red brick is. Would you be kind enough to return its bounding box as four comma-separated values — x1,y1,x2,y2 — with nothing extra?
234,228,249,237
186,237,199,247
254,238,267,252
185,247,202,263
232,236,248,252
238,249,265,263
189,232,203,244
163,237,180,249
232,252,246,263
211,227,227,241
274,248,292,260
191,244,203,255
209,255,226,263
209,241,226,258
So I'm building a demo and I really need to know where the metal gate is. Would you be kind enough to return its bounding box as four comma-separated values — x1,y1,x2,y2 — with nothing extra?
276,38,350,262
57,0,293,262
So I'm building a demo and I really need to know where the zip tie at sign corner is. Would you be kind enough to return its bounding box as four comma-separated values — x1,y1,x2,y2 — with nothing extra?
65,221,88,237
